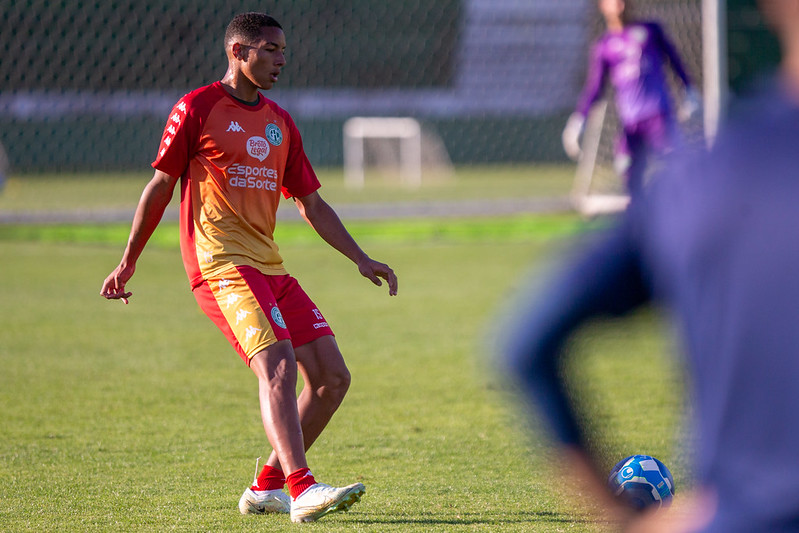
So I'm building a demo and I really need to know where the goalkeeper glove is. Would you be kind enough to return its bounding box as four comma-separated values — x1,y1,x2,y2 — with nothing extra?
678,87,701,122
562,113,585,161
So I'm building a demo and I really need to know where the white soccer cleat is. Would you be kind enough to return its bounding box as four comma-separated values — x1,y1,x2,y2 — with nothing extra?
290,482,366,523
238,487,291,515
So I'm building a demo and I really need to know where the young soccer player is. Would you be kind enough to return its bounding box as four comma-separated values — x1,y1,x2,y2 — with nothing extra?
506,0,799,530
562,0,700,197
100,13,397,523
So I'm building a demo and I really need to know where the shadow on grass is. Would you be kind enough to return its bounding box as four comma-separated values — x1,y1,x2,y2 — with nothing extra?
345,509,592,527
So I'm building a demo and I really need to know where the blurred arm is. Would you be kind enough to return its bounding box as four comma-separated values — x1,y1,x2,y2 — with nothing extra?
575,43,608,118
565,43,607,159
655,23,692,88
503,222,651,445
652,23,701,121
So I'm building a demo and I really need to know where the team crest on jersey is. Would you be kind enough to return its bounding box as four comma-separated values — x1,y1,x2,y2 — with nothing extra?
271,306,287,329
265,123,283,146
246,136,270,161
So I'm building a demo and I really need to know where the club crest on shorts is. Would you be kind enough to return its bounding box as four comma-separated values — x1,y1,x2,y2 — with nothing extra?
271,305,287,329
265,123,283,146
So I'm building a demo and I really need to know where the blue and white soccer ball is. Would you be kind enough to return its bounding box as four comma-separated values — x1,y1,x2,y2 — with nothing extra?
608,455,675,510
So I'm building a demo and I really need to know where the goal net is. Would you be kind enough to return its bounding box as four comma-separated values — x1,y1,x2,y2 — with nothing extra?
343,117,454,189
572,0,708,216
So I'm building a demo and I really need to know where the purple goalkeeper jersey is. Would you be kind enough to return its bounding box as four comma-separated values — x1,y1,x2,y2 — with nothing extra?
576,21,691,128
506,76,799,532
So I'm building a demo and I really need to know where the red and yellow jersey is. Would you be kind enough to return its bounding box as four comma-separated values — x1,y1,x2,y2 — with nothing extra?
152,81,320,288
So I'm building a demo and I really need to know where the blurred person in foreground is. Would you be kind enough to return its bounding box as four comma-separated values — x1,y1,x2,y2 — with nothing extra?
562,0,700,197
505,0,799,530
100,12,397,523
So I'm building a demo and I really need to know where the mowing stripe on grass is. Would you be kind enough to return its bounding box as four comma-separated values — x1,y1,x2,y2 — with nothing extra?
0,213,604,248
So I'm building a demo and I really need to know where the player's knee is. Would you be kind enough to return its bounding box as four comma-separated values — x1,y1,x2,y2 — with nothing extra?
310,366,350,408
325,366,351,400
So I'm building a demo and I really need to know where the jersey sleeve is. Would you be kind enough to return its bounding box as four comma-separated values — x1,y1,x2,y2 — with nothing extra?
650,22,692,88
575,41,608,117
280,113,321,199
152,96,201,178
502,217,651,445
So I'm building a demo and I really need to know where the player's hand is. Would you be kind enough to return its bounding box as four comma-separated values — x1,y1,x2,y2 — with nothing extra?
357,257,398,296
100,263,135,304
562,113,585,161
678,87,701,122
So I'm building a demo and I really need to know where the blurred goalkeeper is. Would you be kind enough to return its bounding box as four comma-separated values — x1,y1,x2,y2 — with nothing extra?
562,0,700,197
101,12,397,523
506,0,799,530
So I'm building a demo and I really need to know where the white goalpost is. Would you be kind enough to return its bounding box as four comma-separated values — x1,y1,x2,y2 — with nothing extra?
343,117,423,188
702,0,728,144
342,116,454,189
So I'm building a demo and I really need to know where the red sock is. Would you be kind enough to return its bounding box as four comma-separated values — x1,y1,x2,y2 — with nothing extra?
286,468,317,499
251,465,285,491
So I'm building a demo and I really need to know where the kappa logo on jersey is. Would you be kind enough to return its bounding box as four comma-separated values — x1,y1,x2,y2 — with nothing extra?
226,121,245,133
218,279,231,290
177,102,187,113
265,123,283,146
246,136,270,162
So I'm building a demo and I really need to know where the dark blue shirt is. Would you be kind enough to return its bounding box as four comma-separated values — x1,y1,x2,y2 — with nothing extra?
506,77,799,532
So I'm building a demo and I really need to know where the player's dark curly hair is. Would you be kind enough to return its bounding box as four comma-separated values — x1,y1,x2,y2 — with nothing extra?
224,13,282,48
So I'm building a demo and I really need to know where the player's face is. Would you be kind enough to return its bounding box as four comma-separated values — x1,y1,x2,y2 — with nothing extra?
238,26,287,91
599,0,626,21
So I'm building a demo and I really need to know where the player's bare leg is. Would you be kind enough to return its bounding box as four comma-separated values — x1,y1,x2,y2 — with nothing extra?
241,337,363,521
264,335,351,470
249,340,308,475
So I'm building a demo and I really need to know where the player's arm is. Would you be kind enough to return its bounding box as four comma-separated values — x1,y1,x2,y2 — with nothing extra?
564,44,608,159
502,221,651,524
293,191,398,296
654,22,691,88
652,22,700,121
503,222,650,443
100,169,179,303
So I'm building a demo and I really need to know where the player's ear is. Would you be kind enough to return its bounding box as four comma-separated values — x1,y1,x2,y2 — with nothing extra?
231,42,245,61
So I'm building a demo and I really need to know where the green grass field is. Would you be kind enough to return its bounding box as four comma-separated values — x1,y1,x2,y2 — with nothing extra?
0,167,686,532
